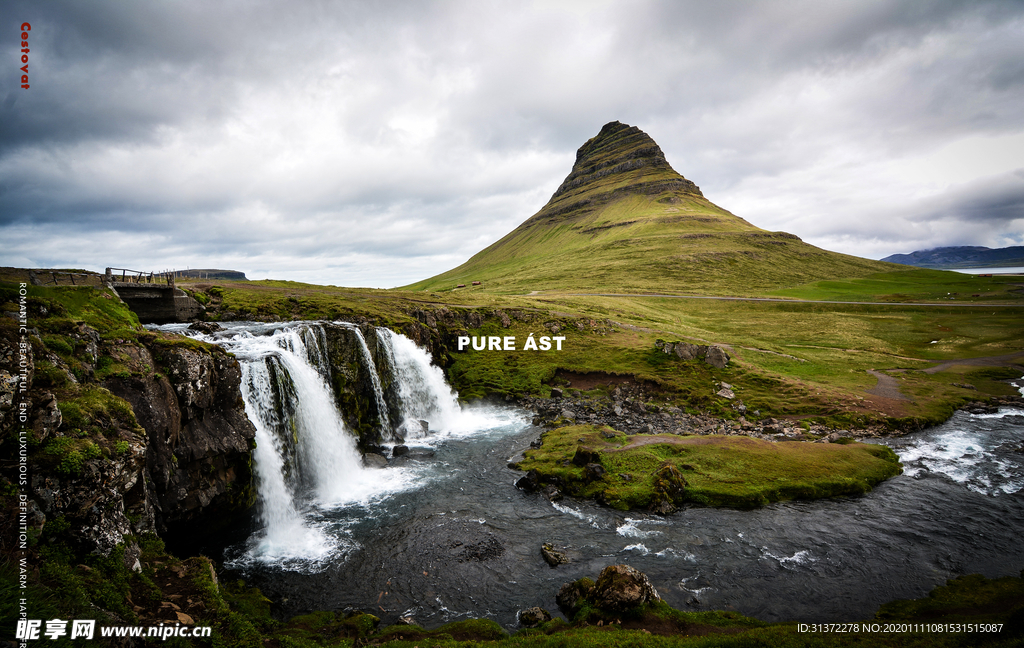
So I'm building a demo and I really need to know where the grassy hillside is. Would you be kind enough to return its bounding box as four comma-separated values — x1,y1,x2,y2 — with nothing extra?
404,122,897,295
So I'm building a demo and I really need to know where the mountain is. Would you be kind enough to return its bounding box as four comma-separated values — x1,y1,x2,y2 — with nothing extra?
172,268,249,280
404,121,894,294
881,246,1024,269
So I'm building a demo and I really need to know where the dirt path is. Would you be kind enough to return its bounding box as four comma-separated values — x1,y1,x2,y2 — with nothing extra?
921,351,1024,374
564,292,1024,308
866,370,912,401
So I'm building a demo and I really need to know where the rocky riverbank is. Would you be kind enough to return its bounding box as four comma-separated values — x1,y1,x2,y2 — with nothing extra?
517,383,1024,444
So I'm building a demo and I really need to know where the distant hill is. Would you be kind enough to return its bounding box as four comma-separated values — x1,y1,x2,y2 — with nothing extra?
172,269,248,280
403,121,896,295
881,246,1024,269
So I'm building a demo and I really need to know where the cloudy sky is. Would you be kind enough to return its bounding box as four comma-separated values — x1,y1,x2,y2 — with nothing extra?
2,1,1023,287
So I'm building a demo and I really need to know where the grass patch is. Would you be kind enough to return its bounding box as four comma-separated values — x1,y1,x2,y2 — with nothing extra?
516,425,902,510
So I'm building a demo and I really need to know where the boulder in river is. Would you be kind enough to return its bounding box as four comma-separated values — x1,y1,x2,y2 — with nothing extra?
541,543,570,567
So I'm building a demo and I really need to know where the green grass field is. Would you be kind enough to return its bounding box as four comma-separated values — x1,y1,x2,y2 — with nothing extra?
515,424,902,509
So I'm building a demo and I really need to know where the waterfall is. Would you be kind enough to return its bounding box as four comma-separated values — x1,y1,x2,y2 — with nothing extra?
240,360,332,563
378,328,461,437
193,321,467,568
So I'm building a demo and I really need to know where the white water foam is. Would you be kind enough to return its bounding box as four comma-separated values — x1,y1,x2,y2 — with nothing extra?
892,416,1023,496
622,543,650,555
551,501,602,528
616,517,667,539
760,547,815,567
655,547,698,561
971,408,1024,420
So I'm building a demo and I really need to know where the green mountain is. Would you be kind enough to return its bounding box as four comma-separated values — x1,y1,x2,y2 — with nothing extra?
404,121,896,295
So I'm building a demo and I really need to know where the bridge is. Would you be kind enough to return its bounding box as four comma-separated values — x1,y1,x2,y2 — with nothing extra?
104,267,203,324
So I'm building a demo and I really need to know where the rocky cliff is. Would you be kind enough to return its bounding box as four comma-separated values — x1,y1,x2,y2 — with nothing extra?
0,285,255,566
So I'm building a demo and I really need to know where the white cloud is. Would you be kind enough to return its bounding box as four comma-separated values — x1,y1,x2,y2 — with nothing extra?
2,0,1023,286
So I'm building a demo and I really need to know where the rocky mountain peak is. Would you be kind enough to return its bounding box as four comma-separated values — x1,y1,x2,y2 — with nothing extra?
548,121,702,203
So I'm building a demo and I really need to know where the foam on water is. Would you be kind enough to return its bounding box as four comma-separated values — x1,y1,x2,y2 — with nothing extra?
655,547,698,561
551,501,603,528
887,403,1024,496
761,548,816,567
616,517,667,539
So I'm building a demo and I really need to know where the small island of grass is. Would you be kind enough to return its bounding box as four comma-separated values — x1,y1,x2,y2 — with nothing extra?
514,424,902,511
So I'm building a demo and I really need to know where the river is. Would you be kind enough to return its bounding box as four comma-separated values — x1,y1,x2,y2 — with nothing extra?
172,321,1024,630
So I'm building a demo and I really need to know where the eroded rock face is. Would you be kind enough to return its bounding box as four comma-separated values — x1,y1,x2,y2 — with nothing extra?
104,341,256,539
320,323,399,446
30,436,146,558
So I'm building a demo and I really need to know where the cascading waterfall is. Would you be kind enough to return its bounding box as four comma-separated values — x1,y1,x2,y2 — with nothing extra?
378,328,462,436
192,321,481,569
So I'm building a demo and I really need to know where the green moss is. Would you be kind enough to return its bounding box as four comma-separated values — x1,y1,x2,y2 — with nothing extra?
57,385,143,437
42,333,75,356
516,425,902,510
33,361,71,389
41,437,102,475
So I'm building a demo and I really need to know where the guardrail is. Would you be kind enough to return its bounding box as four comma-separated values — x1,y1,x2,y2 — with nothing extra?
29,270,98,287
105,267,175,286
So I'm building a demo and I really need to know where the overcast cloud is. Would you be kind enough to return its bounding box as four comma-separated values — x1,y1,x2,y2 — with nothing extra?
2,0,1023,287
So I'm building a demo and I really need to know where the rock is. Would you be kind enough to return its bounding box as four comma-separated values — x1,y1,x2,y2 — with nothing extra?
572,446,601,466
541,543,570,567
362,453,388,468
704,346,730,368
584,463,606,482
716,387,735,399
518,607,552,628
649,464,687,515
550,387,563,399
592,564,661,612
31,392,62,443
516,469,541,492
674,343,705,361
187,321,222,334
556,579,594,616
542,485,562,501
392,444,409,457
560,408,576,420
